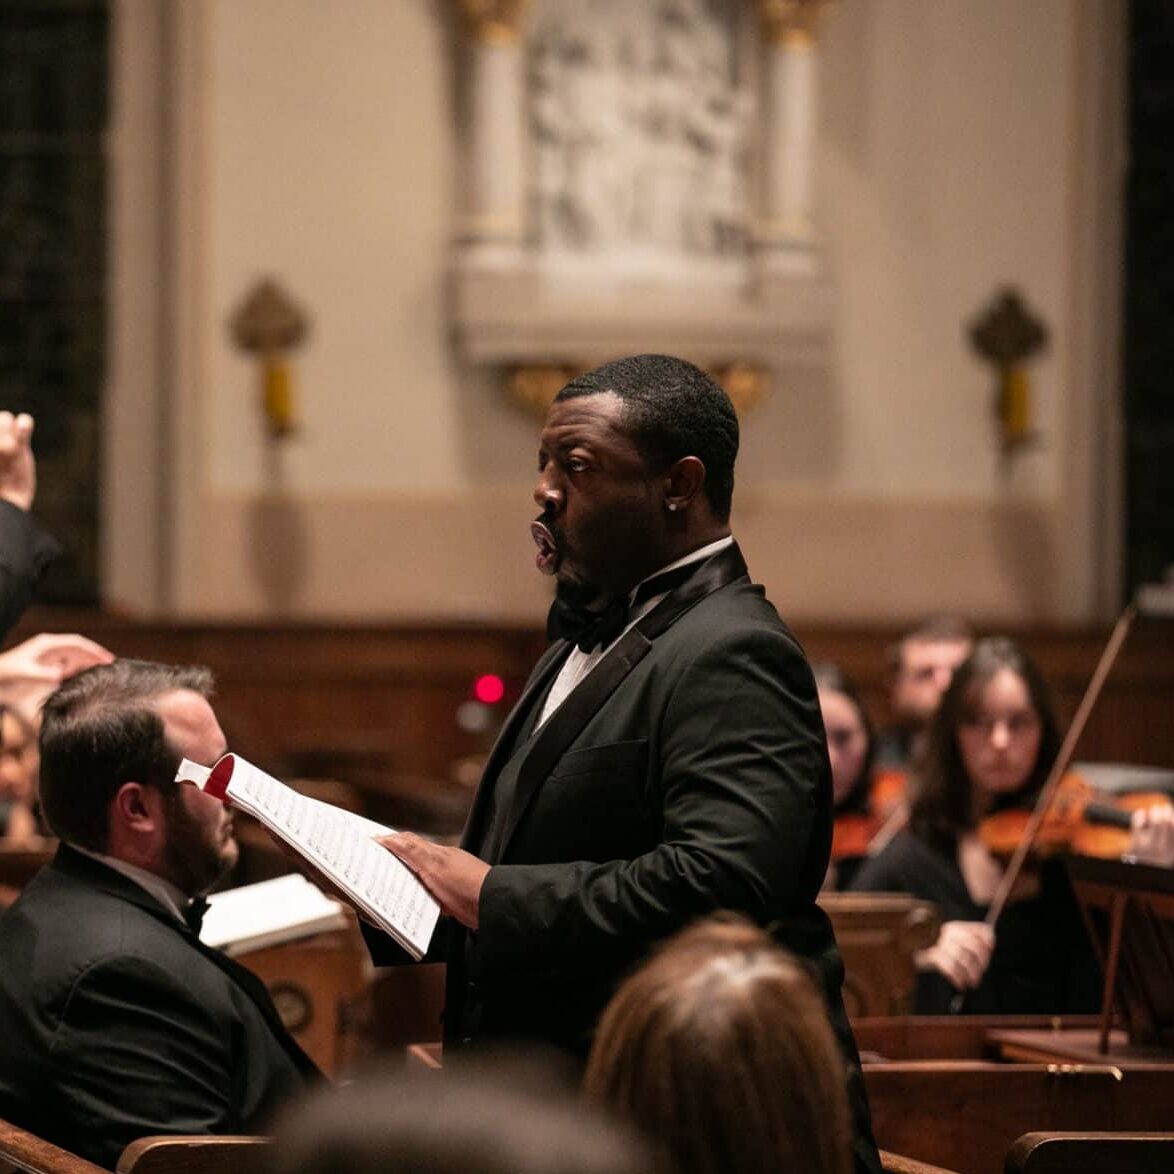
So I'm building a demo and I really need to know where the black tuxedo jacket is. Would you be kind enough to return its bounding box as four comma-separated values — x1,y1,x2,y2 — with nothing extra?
370,544,880,1174
0,846,317,1169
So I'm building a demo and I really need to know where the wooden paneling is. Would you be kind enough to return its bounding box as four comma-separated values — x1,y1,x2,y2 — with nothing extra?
10,610,1172,802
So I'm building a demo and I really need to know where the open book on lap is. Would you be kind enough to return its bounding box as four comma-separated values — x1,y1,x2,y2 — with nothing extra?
176,753,439,960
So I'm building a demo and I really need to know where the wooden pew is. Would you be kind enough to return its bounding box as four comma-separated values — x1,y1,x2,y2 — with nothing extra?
0,1118,105,1174
115,1138,269,1174
880,1153,961,1174
819,892,941,1017
1004,1131,1174,1174
368,963,446,1055
233,919,371,1079
854,1017,1174,1174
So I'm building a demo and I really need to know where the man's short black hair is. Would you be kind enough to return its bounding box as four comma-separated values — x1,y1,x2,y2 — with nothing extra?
38,659,214,853
556,354,739,521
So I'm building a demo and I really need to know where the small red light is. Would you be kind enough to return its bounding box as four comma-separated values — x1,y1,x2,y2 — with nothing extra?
473,674,506,705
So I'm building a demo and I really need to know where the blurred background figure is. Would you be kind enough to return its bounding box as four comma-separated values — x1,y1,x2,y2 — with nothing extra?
0,411,60,641
872,616,974,820
269,1053,650,1174
0,705,40,844
584,915,853,1174
851,637,1101,1014
813,662,878,890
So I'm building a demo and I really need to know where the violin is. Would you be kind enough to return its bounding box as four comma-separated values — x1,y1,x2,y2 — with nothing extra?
869,766,909,821
831,812,880,861
978,773,1173,861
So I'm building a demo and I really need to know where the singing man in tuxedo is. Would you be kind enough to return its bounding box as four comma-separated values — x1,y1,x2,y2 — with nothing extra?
372,354,881,1174
0,660,318,1169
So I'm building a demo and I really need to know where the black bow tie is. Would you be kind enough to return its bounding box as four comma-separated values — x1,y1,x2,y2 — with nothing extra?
183,896,209,935
546,561,700,652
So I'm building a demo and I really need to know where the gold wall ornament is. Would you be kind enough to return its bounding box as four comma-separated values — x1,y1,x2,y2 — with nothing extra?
505,362,767,420
229,278,311,439
710,361,768,414
759,0,832,48
967,287,1049,463
456,0,530,45
505,364,579,417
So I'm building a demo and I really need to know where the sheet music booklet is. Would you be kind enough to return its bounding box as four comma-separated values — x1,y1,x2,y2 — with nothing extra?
175,753,439,960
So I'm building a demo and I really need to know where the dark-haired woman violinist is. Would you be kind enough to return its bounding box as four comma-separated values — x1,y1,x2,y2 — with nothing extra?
849,637,1102,1014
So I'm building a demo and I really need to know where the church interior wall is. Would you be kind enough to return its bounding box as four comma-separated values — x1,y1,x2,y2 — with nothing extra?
103,0,1122,625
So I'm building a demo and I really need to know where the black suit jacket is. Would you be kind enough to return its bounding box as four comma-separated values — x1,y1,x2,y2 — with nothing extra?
369,544,881,1174
0,846,317,1169
0,500,61,639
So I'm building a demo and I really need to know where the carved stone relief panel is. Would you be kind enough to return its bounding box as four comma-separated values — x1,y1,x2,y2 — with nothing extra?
451,0,834,403
527,0,755,280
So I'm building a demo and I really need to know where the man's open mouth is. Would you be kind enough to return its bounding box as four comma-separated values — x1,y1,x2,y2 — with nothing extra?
531,519,560,576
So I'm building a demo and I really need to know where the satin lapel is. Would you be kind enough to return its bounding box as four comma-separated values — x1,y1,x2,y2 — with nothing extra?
460,639,572,853
497,543,749,855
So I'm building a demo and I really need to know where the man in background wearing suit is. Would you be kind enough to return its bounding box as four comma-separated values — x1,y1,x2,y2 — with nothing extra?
374,354,881,1174
0,660,318,1169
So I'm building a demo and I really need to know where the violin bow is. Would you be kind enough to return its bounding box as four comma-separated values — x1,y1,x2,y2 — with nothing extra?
947,602,1138,1012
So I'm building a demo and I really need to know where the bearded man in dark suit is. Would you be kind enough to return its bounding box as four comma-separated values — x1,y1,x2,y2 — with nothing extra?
0,660,318,1169
374,354,880,1174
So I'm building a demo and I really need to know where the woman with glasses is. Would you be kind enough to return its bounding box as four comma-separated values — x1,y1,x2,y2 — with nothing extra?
812,663,878,890
850,637,1101,1014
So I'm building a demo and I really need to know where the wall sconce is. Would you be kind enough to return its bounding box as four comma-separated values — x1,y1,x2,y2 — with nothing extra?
229,279,311,438
967,287,1048,463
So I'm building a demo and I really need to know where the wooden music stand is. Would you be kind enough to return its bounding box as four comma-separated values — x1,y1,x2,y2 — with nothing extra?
984,855,1174,1066
1067,854,1174,1055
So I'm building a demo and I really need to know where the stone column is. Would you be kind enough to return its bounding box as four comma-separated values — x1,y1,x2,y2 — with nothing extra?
457,1,530,257
757,1,827,263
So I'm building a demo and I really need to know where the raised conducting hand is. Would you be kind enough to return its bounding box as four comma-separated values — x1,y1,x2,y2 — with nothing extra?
916,920,995,991
0,633,115,718
0,412,36,511
377,831,490,929
1130,804,1174,868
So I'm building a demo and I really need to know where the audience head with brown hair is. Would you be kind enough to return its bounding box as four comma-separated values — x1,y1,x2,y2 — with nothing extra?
270,1052,650,1174
584,915,853,1174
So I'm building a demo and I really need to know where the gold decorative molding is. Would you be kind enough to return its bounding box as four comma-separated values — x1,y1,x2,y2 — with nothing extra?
711,361,768,415
456,0,530,46
505,362,767,420
758,0,831,48
505,365,578,417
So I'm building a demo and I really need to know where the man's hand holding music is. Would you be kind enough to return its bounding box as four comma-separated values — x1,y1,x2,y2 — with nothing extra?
378,831,489,930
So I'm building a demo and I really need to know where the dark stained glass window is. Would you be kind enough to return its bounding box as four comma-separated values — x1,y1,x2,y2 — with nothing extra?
0,0,107,603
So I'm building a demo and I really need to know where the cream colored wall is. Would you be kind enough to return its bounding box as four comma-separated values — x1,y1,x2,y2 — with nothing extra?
105,0,1123,624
